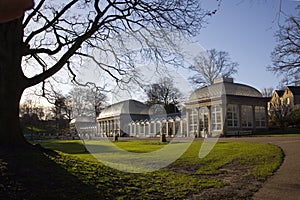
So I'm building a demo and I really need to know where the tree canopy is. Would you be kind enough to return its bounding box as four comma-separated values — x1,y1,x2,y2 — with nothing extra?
68,87,106,118
270,13,300,86
189,48,238,86
0,0,218,145
145,77,182,114
21,0,217,91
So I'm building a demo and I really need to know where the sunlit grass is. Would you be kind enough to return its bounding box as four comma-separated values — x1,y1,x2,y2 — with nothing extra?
13,138,282,199
0,139,283,199
39,139,283,180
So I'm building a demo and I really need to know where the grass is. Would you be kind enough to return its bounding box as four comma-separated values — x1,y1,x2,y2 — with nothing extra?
0,139,283,199
44,140,283,178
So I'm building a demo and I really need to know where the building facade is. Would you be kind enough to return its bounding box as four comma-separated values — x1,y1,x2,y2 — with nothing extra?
97,100,150,137
282,86,300,109
268,90,284,116
185,78,269,137
96,78,269,137
268,86,300,124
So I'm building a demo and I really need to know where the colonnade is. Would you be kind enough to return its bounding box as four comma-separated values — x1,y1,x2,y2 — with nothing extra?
128,116,188,137
74,122,98,139
75,104,267,139
97,118,121,137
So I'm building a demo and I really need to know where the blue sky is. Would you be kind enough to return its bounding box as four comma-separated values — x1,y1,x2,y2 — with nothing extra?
23,0,300,105
196,0,299,90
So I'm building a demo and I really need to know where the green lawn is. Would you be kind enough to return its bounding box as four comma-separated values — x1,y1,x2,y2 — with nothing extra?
0,139,283,199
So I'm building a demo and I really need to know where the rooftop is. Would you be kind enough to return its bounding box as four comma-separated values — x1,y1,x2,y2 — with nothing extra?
275,90,285,97
188,78,262,102
287,86,300,95
97,99,150,119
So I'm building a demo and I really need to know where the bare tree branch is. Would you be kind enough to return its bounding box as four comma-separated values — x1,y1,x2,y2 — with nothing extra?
21,0,217,92
269,12,300,86
189,48,238,86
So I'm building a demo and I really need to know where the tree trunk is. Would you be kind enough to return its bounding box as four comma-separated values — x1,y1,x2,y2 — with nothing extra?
0,18,28,147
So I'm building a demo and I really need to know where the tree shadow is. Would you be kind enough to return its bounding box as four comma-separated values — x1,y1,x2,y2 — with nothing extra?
37,140,89,155
0,145,101,199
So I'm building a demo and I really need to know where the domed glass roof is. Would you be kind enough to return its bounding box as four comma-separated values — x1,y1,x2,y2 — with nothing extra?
188,78,262,102
98,99,149,119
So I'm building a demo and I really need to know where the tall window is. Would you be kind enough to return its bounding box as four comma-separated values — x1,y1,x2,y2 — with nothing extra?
182,118,187,136
227,104,239,128
156,122,160,135
255,106,266,128
139,122,144,135
241,105,253,128
211,105,222,131
199,107,209,131
189,108,198,134
145,122,149,135
150,122,155,135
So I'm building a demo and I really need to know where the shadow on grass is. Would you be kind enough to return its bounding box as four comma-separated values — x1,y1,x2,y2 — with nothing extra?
0,145,100,199
37,140,89,155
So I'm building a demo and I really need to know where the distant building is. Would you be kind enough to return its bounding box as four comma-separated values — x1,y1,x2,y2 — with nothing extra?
185,78,269,137
268,90,284,116
268,86,300,118
283,86,300,109
69,115,97,139
97,99,183,138
95,78,269,137
97,100,150,137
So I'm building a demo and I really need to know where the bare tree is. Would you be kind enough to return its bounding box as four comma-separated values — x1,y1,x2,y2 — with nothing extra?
269,13,300,86
145,77,182,114
69,87,106,118
0,0,218,146
261,87,274,97
20,98,45,120
269,99,291,128
93,88,107,117
189,49,238,86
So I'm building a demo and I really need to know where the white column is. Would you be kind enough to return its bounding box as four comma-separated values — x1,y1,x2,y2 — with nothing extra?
180,119,183,137
148,122,151,136
134,123,137,136
196,108,200,138
159,121,162,136
165,120,169,136
113,120,116,135
137,123,139,137
129,124,132,136
186,110,189,137
172,120,176,136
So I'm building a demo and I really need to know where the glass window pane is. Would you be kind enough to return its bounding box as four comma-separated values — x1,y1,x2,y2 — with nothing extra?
227,104,239,128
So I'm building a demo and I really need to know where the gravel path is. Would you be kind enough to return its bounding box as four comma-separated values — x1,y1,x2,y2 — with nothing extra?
220,136,300,200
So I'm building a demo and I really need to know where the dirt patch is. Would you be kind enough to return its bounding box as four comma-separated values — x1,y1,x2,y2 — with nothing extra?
167,160,265,200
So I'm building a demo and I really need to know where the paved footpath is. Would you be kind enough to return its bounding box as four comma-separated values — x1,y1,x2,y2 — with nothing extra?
220,136,300,200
